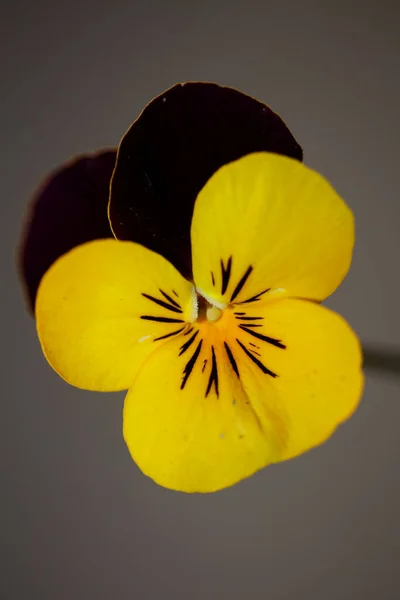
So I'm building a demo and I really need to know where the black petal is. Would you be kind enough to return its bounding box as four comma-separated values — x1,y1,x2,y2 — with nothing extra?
18,150,116,314
109,82,303,280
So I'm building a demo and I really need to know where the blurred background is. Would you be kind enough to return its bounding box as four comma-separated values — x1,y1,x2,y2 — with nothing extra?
2,1,399,598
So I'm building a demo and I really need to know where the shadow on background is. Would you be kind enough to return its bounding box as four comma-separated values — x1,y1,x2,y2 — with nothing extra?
363,346,400,377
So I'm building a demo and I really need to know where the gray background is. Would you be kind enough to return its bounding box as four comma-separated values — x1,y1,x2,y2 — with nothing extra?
2,1,399,598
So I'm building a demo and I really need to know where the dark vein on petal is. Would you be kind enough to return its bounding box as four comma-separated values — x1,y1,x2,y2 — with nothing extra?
142,293,183,313
230,265,253,302
154,326,186,341
184,326,194,336
205,346,219,397
236,316,264,321
239,325,286,349
141,315,184,323
224,342,240,378
220,256,232,295
159,289,181,309
236,288,271,304
181,340,203,390
236,338,278,377
179,330,199,356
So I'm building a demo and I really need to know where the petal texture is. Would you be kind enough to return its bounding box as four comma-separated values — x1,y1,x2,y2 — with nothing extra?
36,239,195,391
225,299,364,463
123,299,363,493
191,152,354,306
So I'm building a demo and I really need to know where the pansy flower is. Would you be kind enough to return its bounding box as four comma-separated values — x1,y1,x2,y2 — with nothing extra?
35,149,363,493
20,83,363,493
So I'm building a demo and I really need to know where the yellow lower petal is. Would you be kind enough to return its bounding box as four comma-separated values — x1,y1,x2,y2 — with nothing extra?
36,239,195,391
123,299,363,493
123,322,283,493
224,298,364,462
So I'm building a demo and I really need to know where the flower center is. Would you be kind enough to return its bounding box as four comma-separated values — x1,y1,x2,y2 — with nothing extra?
196,293,223,323
207,305,222,322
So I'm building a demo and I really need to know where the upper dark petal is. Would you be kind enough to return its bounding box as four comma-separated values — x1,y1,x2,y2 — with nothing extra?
18,150,116,314
109,82,303,281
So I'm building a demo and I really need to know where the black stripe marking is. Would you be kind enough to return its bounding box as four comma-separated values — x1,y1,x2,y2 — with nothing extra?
234,312,246,315
142,293,182,314
172,290,179,297
179,330,199,356
181,340,203,390
224,342,240,378
250,349,261,356
154,327,185,341
239,325,286,349
236,316,264,321
202,359,208,373
220,257,232,295
211,271,215,286
236,339,277,377
249,342,259,348
159,289,181,309
184,326,194,336
141,315,184,323
205,346,219,397
237,288,271,304
240,323,262,328
230,265,253,302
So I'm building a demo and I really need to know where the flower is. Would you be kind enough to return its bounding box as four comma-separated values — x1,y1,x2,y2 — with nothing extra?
18,82,302,313
36,151,363,493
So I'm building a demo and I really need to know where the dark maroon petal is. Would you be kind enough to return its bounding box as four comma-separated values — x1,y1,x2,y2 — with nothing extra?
109,82,303,280
18,150,116,314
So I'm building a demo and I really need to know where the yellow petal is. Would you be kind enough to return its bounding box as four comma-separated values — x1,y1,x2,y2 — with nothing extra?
225,298,364,462
36,239,195,391
123,322,283,493
191,152,354,307
123,298,363,493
